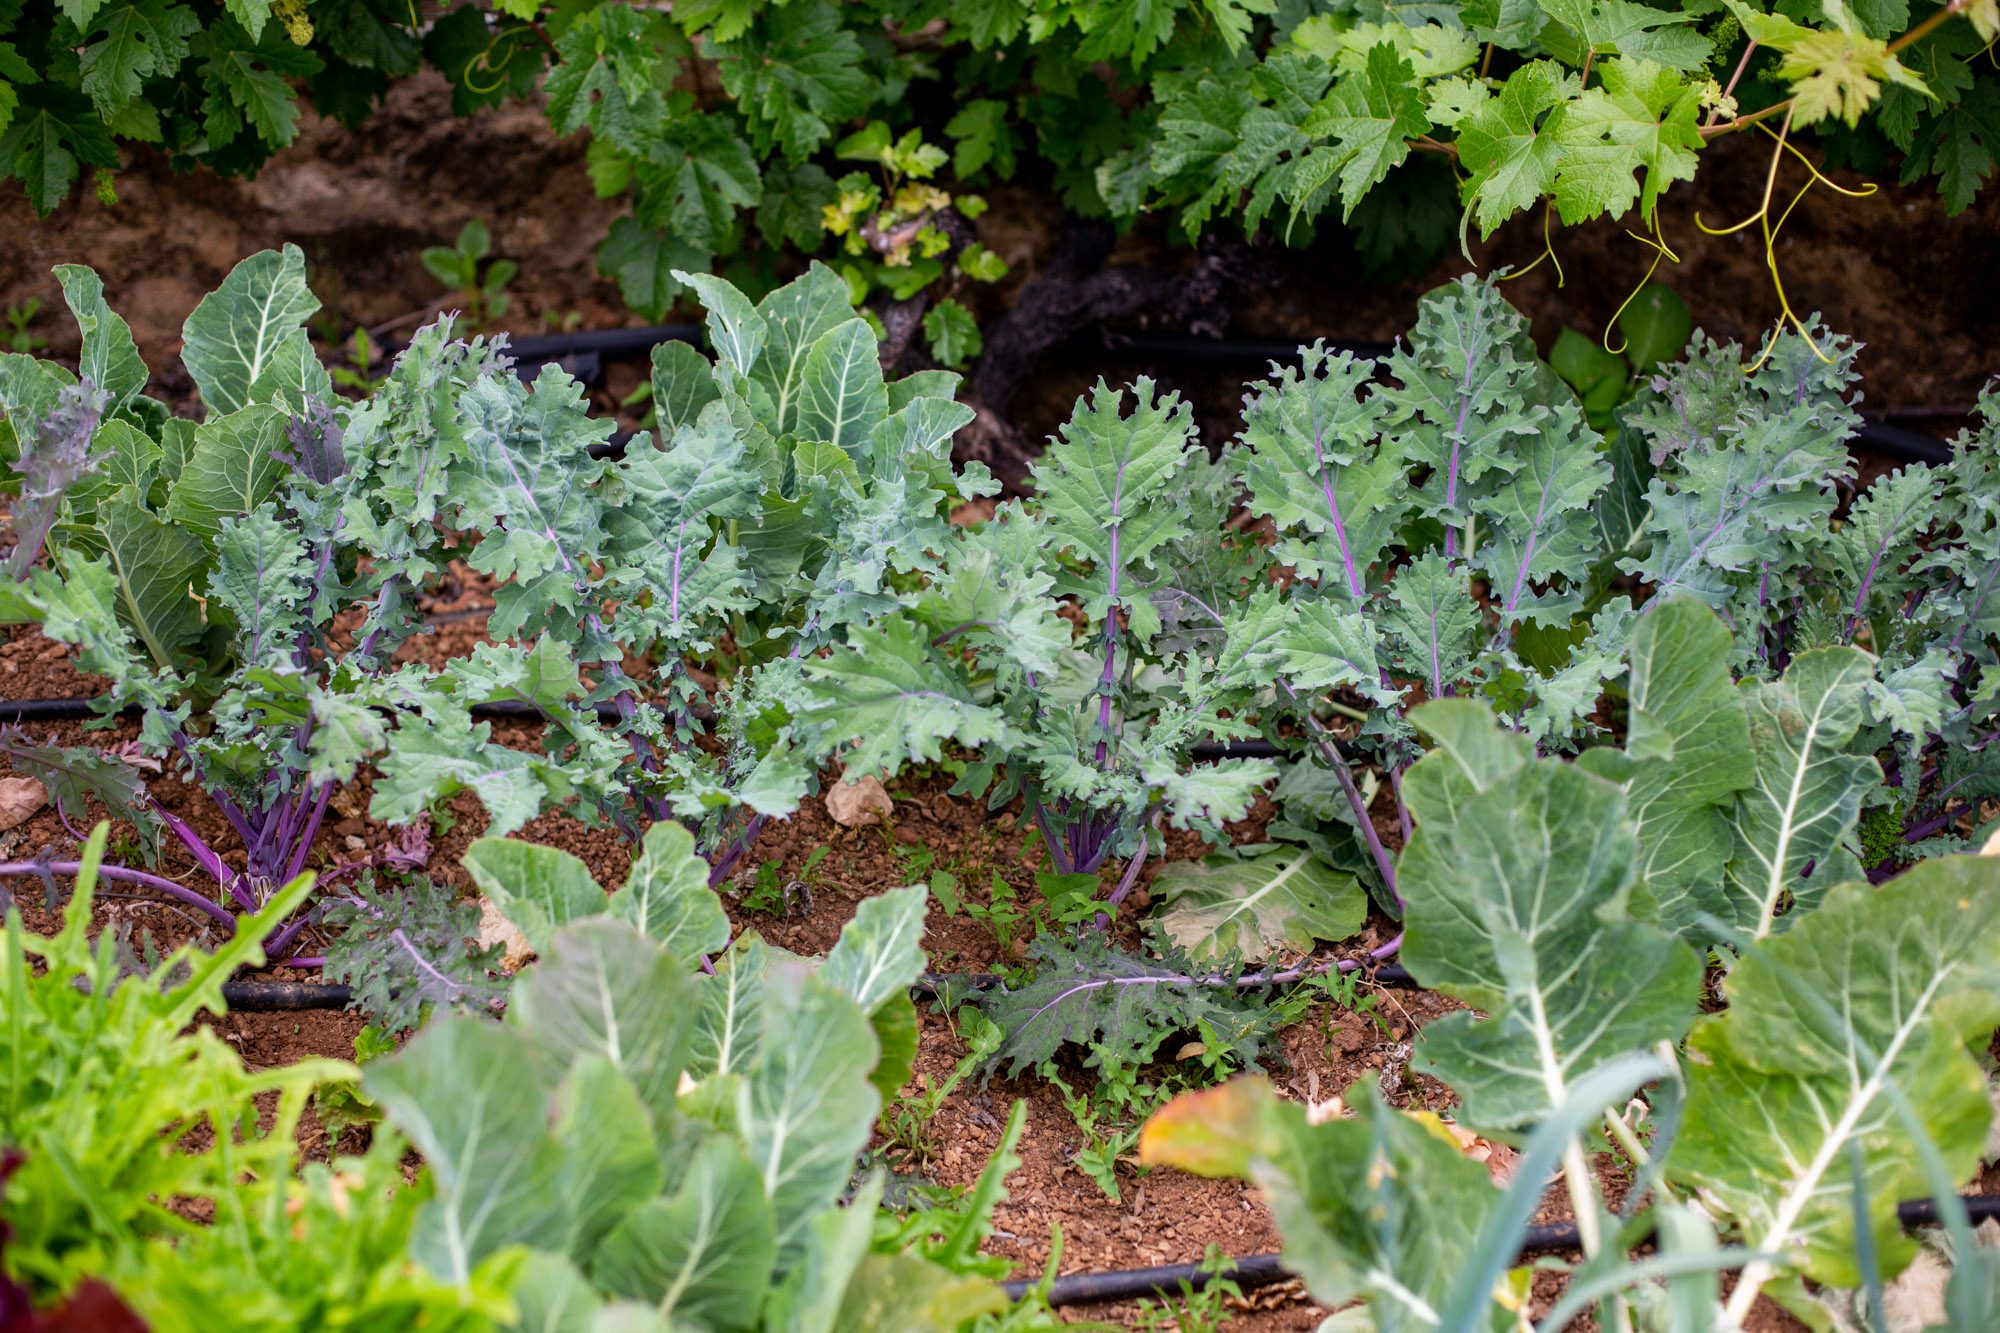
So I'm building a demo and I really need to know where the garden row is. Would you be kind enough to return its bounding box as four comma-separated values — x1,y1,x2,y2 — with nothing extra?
2,246,1999,1329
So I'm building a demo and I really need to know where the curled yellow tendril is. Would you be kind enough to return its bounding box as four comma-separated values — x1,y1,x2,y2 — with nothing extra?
1695,108,1877,371
462,26,533,95
1497,200,1566,288
1603,209,1682,357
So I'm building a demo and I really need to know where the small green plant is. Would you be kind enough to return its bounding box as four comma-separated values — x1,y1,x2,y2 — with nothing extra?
329,328,386,395
741,856,789,915
419,221,516,331
312,1023,399,1138
1131,1245,1243,1333
3,300,44,353
880,1008,1006,1169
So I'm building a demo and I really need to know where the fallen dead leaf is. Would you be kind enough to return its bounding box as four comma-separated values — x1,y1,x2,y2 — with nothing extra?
826,773,894,828
0,776,45,832
476,897,534,972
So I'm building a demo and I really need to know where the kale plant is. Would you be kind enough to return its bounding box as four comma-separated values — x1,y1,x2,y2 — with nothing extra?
0,252,991,961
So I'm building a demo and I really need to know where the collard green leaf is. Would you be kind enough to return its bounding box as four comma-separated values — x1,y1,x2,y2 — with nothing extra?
794,319,889,461
749,263,855,434
1598,598,1755,940
462,836,607,955
365,1019,568,1285
1141,1077,1502,1323
53,264,146,414
738,970,880,1253
165,404,290,536
819,883,927,1015
100,494,208,669
549,1054,669,1261
650,339,722,437
595,1136,776,1330
613,821,732,960
1152,844,1365,962
510,918,697,1130
688,933,768,1079
179,244,324,415
1666,857,2000,1297
1401,700,1699,1130
1722,646,1881,939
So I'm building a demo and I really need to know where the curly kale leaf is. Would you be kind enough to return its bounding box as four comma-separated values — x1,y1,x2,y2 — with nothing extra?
322,875,508,1033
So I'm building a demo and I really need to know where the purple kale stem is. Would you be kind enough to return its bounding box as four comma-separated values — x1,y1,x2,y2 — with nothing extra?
1092,831,1153,931
1442,336,1479,559
932,621,994,649
1845,527,1896,642
1031,800,1074,875
277,955,326,969
1905,803,1977,845
172,728,259,851
1243,932,1404,987
264,915,314,961
706,813,768,888
0,860,236,933
1303,388,1365,597
284,783,335,883
151,799,255,912
1389,760,1413,845
1322,738,1401,907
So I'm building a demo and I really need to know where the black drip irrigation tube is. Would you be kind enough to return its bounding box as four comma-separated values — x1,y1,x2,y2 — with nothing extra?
1000,1194,2000,1306
217,960,1420,1012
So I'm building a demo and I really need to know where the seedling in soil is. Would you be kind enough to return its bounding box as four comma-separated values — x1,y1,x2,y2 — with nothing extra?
880,1008,1005,1169
4,300,44,353
419,220,515,331
1130,1245,1244,1333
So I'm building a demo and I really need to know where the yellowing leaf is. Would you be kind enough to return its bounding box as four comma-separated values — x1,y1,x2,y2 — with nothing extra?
1776,29,1926,127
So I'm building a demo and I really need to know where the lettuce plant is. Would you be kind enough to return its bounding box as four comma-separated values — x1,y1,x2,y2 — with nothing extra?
0,824,505,1333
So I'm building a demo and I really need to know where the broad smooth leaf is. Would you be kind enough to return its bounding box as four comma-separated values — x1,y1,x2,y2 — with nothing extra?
510,918,698,1130
596,1136,776,1331
737,971,880,1254
364,1020,567,1285
1667,857,2000,1296
688,933,769,1078
462,837,606,954
1152,844,1365,962
53,264,147,414
1583,597,1754,940
1141,1077,1503,1323
819,883,928,1014
179,244,326,414
1721,646,1881,939
1401,700,1699,1130
613,821,732,960
165,404,290,536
